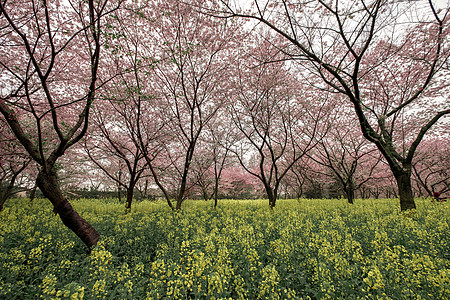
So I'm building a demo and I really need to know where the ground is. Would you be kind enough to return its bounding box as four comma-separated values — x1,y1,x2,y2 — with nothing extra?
0,198,449,299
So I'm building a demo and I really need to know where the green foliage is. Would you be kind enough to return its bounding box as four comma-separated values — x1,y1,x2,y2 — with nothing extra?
0,198,449,299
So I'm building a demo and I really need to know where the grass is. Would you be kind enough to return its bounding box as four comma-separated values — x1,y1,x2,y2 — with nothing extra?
0,197,449,299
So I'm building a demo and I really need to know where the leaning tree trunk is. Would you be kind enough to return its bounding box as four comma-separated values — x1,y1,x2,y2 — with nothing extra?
395,171,416,211
36,168,100,249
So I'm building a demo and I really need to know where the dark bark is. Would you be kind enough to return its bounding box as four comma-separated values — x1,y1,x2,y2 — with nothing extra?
143,179,149,199
269,196,276,209
213,179,219,209
117,186,122,202
0,187,12,211
36,168,100,249
343,180,355,204
125,186,134,213
175,196,183,210
266,186,277,209
0,180,13,211
175,146,196,210
395,171,416,210
344,186,355,204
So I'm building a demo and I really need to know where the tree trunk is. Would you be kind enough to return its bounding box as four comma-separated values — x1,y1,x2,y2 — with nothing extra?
269,196,276,209
372,187,380,199
143,179,149,200
0,189,11,212
118,169,123,202
344,183,355,204
36,168,100,250
212,176,220,209
125,187,134,213
175,196,183,210
29,184,37,202
266,187,277,209
202,187,209,201
348,190,354,204
118,185,122,202
214,185,218,210
395,172,416,211
0,165,26,211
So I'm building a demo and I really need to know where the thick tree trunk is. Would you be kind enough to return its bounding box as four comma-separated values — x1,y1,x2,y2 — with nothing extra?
395,172,416,211
176,196,183,210
267,187,277,209
344,185,355,204
269,198,276,209
125,187,134,213
36,168,100,249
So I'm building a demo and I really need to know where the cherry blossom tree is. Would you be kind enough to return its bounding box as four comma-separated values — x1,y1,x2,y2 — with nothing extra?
219,165,261,199
0,0,123,248
229,37,328,208
76,0,175,207
0,119,32,210
187,116,237,207
84,102,148,212
282,158,311,199
209,0,450,210
412,138,449,197
131,0,242,210
308,107,381,203
205,117,237,207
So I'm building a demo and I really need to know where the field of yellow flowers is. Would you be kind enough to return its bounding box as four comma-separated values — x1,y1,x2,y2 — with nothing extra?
0,198,449,299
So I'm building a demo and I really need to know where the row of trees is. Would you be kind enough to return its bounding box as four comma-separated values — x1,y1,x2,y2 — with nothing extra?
1,0,449,249
4,124,449,201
